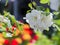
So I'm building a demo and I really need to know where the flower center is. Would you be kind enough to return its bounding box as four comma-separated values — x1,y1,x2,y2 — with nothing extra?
34,16,37,21
41,16,46,22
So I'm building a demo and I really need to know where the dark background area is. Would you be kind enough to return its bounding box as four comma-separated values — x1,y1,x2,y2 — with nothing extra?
0,0,53,21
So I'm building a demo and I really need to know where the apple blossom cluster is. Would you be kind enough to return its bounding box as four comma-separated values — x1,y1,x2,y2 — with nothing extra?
25,10,53,31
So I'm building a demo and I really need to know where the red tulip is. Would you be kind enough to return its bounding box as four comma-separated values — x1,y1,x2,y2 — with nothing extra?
24,29,33,35
11,39,18,45
4,39,9,45
33,35,39,40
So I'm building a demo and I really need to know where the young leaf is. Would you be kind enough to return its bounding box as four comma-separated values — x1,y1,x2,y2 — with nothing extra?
32,1,37,7
54,20,60,25
40,0,49,4
28,3,34,9
53,24,60,31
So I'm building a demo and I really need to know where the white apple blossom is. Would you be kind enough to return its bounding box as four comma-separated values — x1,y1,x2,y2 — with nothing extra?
0,15,12,28
25,10,53,31
6,33,12,37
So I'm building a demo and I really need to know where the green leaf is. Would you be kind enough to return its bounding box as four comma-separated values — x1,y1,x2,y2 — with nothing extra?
32,1,37,6
28,3,34,9
18,24,23,31
10,16,16,24
53,24,60,31
40,0,49,4
27,10,31,13
53,11,59,15
2,32,7,37
54,20,60,25
16,21,23,31
4,11,16,25
1,27,6,31
45,8,50,13
4,11,9,17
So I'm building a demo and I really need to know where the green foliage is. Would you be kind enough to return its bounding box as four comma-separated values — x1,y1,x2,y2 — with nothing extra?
32,1,37,7
36,6,45,11
45,8,50,13
28,1,37,9
40,0,49,4
53,24,60,31
34,31,53,45
27,10,31,13
28,3,34,9
53,12,59,15
16,21,23,31
54,20,60,26
4,11,16,25
52,31,60,45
